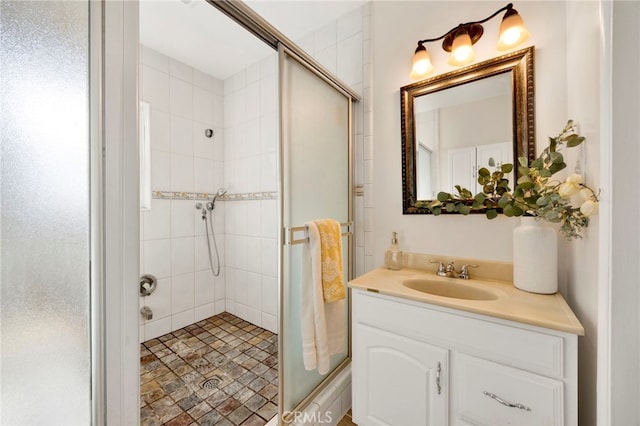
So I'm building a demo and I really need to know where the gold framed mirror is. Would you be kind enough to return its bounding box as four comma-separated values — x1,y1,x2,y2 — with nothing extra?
401,46,535,214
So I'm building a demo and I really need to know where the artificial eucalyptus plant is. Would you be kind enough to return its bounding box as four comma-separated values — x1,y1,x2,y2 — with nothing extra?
416,120,600,239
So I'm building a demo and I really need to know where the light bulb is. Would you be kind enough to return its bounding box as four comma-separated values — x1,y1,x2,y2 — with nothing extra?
411,45,434,78
448,31,475,66
497,8,529,50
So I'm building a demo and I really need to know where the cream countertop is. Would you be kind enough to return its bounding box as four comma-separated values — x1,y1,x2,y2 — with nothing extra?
349,267,585,336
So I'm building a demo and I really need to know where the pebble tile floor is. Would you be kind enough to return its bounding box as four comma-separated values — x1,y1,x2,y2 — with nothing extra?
140,312,278,426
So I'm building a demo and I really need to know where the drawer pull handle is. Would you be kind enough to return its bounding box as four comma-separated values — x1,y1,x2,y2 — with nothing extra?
483,391,531,411
436,362,442,395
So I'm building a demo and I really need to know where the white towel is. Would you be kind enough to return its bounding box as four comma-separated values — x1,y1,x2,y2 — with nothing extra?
301,221,346,374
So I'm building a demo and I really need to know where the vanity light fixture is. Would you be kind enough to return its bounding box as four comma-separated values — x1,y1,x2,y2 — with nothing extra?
411,3,529,79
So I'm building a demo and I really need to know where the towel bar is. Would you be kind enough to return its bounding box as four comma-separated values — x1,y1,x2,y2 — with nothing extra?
286,222,352,245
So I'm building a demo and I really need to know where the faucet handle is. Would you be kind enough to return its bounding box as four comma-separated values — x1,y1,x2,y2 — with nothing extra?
458,264,479,279
429,259,446,276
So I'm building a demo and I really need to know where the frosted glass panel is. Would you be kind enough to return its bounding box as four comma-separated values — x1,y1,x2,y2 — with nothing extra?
281,52,351,412
0,1,91,424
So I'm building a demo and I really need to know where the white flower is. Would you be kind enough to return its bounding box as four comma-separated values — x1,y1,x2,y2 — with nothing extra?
580,199,599,217
578,187,593,202
558,173,583,198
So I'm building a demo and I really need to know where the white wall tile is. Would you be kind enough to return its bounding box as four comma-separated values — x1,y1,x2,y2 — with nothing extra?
194,269,215,305
234,158,248,193
246,62,260,84
260,113,277,154
337,8,362,41
151,149,171,190
226,299,235,315
296,34,314,54
260,238,278,277
193,87,213,124
142,65,170,113
247,208,261,237
194,236,210,271
246,81,261,120
144,317,171,342
170,154,194,191
171,200,195,238
144,198,171,240
171,237,194,275
142,45,170,73
172,272,194,312
194,157,215,193
213,94,224,127
193,68,214,91
246,118,261,156
214,268,226,300
260,75,277,114
172,309,195,330
234,269,248,305
247,272,262,309
224,95,234,127
170,115,194,156
151,109,171,152
261,313,277,333
225,267,235,300
143,239,171,279
195,303,215,322
260,153,277,192
213,78,224,96
260,200,277,239
234,235,248,270
234,122,248,160
233,70,246,92
315,45,337,75
234,88,247,125
247,156,261,193
214,300,225,315
260,54,276,78
315,22,337,52
262,275,278,316
337,34,363,86
246,237,261,274
170,58,192,83
170,76,193,119
247,307,261,327
234,303,248,321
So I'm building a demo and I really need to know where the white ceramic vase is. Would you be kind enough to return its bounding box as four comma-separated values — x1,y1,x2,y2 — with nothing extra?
513,216,558,294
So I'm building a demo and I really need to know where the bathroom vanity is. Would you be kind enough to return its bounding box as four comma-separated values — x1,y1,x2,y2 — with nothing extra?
349,263,584,426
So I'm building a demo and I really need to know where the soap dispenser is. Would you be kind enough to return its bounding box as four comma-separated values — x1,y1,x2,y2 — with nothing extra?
384,232,403,270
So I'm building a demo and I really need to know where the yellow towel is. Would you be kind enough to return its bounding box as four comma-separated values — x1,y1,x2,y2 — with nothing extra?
314,219,346,303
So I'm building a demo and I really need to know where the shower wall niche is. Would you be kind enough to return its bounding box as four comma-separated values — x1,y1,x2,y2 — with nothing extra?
139,45,280,342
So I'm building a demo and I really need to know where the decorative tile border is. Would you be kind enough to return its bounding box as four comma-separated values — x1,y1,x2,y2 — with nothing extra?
152,190,278,201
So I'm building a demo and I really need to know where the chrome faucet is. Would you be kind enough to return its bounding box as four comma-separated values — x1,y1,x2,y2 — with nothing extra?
458,264,479,280
430,259,479,279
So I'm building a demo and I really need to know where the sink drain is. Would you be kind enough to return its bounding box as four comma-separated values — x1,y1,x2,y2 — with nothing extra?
202,376,222,390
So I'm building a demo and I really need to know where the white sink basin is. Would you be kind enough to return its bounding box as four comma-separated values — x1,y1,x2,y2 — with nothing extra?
402,278,500,301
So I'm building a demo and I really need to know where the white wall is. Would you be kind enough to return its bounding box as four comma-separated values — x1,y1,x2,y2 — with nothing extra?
139,46,226,341
371,2,601,424
222,54,280,333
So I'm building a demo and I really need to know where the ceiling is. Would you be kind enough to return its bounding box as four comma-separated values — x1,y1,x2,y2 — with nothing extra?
139,0,365,80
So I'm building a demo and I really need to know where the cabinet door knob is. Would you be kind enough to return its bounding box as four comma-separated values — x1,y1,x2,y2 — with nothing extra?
436,362,442,395
483,391,531,411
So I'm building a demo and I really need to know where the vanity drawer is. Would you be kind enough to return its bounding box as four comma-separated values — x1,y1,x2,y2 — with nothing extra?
354,290,565,378
454,353,564,426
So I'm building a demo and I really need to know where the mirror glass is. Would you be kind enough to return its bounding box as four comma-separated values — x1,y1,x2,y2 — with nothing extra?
401,47,535,214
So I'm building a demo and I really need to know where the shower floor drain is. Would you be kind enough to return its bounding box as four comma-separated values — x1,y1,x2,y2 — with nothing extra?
202,377,222,390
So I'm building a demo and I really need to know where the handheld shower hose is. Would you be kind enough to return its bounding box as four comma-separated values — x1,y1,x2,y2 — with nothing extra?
196,188,227,277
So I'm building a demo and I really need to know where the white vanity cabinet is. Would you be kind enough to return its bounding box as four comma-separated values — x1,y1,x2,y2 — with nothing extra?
352,288,579,426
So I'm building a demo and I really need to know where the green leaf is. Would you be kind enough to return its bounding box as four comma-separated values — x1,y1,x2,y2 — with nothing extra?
549,162,567,175
501,163,514,173
531,158,544,170
566,135,585,148
478,168,490,177
539,168,552,178
550,152,564,164
486,209,498,219
483,184,494,194
517,181,535,190
492,171,504,181
437,192,451,202
518,166,531,177
430,206,442,215
428,200,442,208
459,205,472,215
445,203,456,212
503,204,515,217
536,197,549,206
474,192,486,203
518,157,529,167
498,195,510,209
511,205,524,216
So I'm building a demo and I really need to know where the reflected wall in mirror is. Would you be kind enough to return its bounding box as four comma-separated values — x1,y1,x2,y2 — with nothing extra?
401,46,535,214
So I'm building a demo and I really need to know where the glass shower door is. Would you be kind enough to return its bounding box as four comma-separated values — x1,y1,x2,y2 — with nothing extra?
279,46,353,415
0,1,92,423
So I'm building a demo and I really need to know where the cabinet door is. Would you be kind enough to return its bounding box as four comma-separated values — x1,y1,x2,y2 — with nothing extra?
448,147,476,194
453,354,564,426
353,324,448,425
